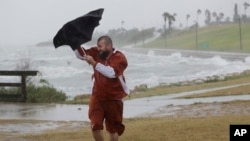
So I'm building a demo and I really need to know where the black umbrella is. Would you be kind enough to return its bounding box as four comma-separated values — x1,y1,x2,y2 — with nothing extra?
53,8,104,50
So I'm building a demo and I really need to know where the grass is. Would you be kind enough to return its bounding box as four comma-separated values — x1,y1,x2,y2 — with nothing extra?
177,84,250,99
64,94,90,105
126,73,250,99
26,84,67,103
143,23,250,52
16,114,250,141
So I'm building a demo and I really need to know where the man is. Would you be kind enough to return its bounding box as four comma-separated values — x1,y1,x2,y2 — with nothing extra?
75,36,129,141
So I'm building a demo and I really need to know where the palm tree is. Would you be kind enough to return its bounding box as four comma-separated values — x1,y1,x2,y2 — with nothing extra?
163,12,176,29
195,9,201,49
121,20,125,31
233,4,239,23
162,12,176,47
219,12,224,23
197,9,202,23
186,14,190,28
225,17,230,23
162,12,169,47
168,13,176,30
205,9,211,25
244,2,250,15
212,12,219,24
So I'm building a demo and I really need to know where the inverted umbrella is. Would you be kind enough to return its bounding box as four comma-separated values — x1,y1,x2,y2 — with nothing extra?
53,8,104,50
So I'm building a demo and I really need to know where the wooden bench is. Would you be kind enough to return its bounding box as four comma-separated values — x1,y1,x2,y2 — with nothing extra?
0,70,38,102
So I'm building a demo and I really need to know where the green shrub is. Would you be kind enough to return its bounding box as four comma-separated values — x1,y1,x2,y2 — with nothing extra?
0,79,67,103
0,87,21,94
26,84,67,103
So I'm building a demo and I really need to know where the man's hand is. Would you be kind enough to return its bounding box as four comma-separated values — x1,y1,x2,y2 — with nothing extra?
84,55,97,66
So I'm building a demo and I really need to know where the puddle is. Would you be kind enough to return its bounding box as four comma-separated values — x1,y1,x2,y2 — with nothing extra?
0,104,88,121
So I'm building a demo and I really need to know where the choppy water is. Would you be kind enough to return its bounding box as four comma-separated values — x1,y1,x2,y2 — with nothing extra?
1,45,250,98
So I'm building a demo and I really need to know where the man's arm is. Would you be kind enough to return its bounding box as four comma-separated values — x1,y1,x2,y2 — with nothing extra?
95,63,116,78
85,54,127,79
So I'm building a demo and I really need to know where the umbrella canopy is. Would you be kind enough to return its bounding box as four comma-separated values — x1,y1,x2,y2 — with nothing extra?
53,8,104,50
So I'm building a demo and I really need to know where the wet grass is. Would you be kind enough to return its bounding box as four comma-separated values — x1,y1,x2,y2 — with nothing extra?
126,74,250,99
64,94,90,105
177,84,250,99
143,23,250,52
16,114,250,141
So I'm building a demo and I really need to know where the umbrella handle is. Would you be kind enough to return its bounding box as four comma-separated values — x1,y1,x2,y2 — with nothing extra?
77,47,86,56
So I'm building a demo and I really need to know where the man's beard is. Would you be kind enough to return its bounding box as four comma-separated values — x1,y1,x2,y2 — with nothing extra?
99,50,110,60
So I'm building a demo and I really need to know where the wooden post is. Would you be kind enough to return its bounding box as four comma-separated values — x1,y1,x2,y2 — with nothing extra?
21,75,27,102
195,22,198,49
239,18,243,50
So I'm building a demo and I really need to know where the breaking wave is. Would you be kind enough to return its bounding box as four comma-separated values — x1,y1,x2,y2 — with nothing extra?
1,45,250,97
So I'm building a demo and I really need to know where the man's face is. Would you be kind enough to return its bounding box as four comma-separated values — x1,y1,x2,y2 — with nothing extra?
97,39,111,59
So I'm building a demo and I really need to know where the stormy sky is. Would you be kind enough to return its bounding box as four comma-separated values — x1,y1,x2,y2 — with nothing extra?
0,0,247,45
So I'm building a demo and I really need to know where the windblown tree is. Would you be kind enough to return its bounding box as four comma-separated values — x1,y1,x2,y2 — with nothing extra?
162,12,176,33
164,13,176,31
205,9,211,25
243,2,250,22
162,12,176,47
197,9,202,23
162,12,168,47
195,9,201,49
186,14,190,28
162,12,168,36
121,20,125,31
212,12,219,24
219,12,225,23
244,2,250,15
170,13,177,29
179,23,183,28
225,17,231,23
196,9,202,30
233,4,240,23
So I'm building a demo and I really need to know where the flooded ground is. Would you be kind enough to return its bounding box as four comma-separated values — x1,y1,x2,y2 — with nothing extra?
0,83,250,137
1,93,250,121
0,104,89,121
1,83,250,121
